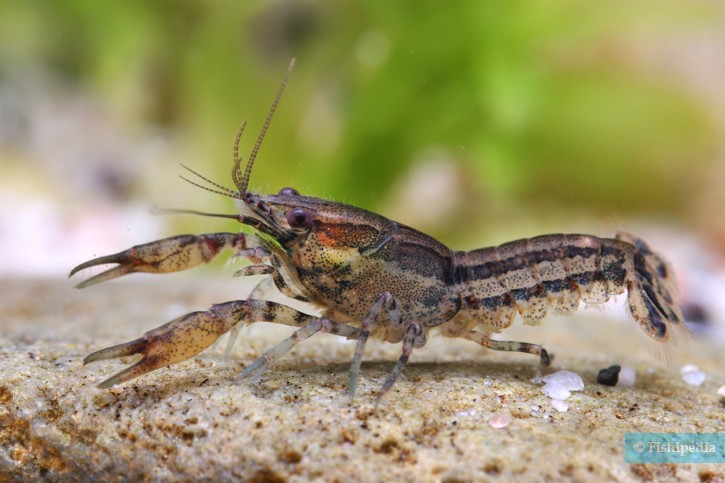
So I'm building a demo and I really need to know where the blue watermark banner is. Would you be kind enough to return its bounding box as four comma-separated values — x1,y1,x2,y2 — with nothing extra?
625,433,724,464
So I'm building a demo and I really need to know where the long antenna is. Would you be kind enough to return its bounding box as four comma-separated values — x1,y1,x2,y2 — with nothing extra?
150,206,241,221
234,58,296,196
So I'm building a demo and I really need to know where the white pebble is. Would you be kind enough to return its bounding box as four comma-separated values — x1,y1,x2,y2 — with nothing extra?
680,364,699,374
682,370,706,387
680,364,706,386
488,413,510,429
455,408,478,419
542,381,571,400
615,365,636,388
717,385,725,397
541,370,584,391
551,398,569,412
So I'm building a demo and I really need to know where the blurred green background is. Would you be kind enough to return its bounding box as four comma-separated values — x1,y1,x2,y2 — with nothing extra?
1,0,724,275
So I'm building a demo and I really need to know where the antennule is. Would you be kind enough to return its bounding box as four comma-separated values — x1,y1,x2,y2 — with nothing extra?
180,164,238,197
231,121,247,194
235,58,296,195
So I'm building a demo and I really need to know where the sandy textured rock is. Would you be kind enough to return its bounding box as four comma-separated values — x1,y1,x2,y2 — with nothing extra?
1,277,723,481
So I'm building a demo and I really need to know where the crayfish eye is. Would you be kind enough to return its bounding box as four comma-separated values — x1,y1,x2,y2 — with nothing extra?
278,187,300,196
287,208,312,230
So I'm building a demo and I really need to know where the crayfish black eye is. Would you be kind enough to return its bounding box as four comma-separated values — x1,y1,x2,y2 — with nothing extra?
278,187,300,196
287,208,312,230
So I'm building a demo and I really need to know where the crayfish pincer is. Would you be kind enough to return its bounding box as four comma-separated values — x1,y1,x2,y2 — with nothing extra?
71,60,687,403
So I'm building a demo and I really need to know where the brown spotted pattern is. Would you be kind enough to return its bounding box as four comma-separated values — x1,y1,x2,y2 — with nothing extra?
260,195,684,347
448,233,684,344
69,69,687,396
72,192,686,392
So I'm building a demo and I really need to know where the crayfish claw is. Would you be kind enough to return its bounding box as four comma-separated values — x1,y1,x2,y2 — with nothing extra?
70,233,245,288
72,264,136,289
69,249,139,288
96,359,150,389
85,307,239,388
83,337,147,365
69,252,130,278
84,337,158,389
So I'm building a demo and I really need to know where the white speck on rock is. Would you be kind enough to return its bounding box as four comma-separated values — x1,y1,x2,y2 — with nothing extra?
717,385,725,397
680,364,706,387
551,399,569,412
456,408,478,419
616,366,636,388
542,381,571,400
488,413,510,429
680,364,699,374
682,370,706,387
534,370,584,402
539,370,584,391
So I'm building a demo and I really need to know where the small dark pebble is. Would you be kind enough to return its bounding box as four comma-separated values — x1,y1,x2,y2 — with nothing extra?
681,302,709,325
597,365,621,386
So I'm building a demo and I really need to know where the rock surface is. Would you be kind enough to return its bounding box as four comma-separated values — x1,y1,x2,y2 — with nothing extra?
1,277,723,481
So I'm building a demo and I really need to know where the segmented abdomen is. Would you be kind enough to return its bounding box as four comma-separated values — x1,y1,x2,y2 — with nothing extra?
455,233,684,342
